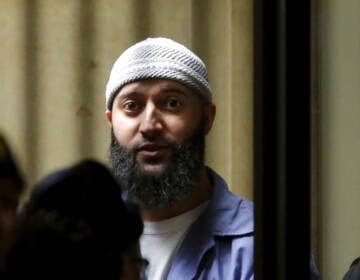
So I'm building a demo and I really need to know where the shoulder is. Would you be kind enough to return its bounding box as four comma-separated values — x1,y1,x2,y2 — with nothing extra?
206,168,254,236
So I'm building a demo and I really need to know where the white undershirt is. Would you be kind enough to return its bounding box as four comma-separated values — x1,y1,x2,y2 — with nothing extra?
140,202,208,280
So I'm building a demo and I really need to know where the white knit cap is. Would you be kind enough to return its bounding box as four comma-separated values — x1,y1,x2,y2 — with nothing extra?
105,37,212,110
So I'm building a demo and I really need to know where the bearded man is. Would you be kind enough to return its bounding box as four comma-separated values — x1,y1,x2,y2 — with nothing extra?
105,37,254,280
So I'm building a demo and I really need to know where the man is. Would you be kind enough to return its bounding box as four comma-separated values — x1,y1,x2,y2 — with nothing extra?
105,37,254,280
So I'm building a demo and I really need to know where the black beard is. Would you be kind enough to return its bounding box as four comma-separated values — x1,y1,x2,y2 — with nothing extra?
109,128,205,209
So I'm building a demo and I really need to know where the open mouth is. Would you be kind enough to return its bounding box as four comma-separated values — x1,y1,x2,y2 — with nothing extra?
137,143,170,158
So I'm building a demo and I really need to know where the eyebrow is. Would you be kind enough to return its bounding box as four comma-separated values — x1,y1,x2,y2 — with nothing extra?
118,86,188,99
118,90,141,99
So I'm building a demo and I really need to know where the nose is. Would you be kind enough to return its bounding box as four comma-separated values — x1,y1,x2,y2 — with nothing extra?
139,102,164,137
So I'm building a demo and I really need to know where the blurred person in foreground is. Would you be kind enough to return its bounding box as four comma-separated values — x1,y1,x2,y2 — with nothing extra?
343,257,360,280
0,133,25,275
4,159,146,280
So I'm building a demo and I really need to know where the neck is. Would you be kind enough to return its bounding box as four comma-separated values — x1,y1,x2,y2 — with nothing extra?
141,167,212,222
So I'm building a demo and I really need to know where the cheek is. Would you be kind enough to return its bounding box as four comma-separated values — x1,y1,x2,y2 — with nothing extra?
166,113,202,138
165,118,188,138
112,115,139,143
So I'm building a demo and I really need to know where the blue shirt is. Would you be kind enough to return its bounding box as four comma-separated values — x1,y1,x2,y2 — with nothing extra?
166,168,254,280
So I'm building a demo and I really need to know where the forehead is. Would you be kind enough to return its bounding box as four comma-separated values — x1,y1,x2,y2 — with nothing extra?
116,79,199,99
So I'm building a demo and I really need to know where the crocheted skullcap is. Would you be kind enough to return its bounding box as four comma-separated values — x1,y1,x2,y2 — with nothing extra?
105,37,212,110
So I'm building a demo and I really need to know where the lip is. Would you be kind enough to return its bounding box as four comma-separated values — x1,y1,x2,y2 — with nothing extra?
137,143,170,157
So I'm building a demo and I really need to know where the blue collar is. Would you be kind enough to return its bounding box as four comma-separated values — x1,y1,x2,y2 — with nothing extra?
167,168,254,279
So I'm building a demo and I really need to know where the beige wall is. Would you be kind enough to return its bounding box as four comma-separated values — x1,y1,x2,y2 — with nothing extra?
319,0,360,278
0,0,253,201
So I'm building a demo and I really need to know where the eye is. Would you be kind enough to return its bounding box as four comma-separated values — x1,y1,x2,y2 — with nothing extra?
123,101,140,112
164,97,182,109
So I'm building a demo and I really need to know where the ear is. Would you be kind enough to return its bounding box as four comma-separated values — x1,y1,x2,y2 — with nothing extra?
105,110,113,126
203,103,216,135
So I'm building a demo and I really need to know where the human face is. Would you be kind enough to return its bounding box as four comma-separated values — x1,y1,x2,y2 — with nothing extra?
106,79,215,176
